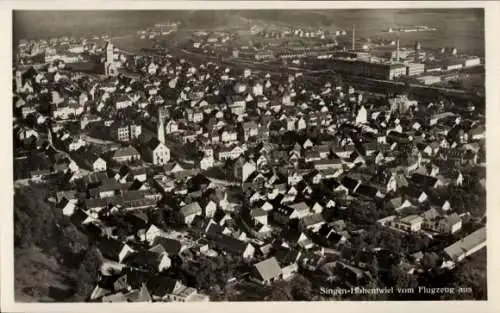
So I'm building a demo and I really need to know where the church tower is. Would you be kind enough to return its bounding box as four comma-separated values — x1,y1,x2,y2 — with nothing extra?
105,41,114,63
157,108,166,145
104,41,118,76
15,70,22,93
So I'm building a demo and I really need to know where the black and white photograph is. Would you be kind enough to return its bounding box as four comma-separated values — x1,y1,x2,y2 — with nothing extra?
3,1,498,311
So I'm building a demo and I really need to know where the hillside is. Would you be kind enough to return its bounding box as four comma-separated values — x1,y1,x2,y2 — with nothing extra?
14,185,90,302
15,247,78,302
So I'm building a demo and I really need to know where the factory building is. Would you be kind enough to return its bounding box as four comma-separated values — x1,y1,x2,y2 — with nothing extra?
417,75,441,85
461,56,481,68
331,59,407,80
442,59,464,71
405,63,425,76
425,63,442,73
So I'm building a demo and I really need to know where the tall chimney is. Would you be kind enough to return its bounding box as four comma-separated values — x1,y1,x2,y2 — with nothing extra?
352,24,356,51
396,38,400,61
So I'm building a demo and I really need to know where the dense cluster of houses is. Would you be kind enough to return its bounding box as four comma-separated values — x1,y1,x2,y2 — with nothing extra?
13,33,486,301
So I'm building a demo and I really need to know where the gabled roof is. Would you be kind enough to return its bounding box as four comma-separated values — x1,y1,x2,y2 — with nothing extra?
399,214,423,225
98,238,125,262
387,197,402,209
288,201,310,212
250,207,268,218
253,257,282,281
242,120,258,129
301,213,325,227
152,237,182,255
410,173,438,187
444,227,486,261
274,205,294,217
146,276,177,298
113,146,140,158
147,137,164,150
355,184,379,199
207,233,250,255
180,202,202,217
341,176,360,191
274,246,301,266
422,207,440,221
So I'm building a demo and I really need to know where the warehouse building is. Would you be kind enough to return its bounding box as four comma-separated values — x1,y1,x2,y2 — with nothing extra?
405,63,425,76
331,59,407,80
417,75,441,85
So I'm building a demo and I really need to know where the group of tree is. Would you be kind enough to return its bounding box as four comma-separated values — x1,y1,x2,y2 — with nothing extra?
266,274,313,301
14,186,89,267
180,253,248,299
74,245,102,300
15,185,95,300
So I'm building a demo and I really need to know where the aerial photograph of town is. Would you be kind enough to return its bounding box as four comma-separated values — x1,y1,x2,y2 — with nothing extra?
12,8,486,302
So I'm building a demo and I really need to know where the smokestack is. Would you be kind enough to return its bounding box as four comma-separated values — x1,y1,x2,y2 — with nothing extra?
352,24,355,51
396,38,400,61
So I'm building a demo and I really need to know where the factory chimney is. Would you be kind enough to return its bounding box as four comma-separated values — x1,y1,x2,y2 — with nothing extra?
396,38,400,61
352,24,355,51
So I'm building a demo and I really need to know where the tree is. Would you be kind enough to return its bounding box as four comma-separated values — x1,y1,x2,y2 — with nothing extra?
75,246,102,300
267,280,293,301
368,256,380,281
389,265,418,290
290,274,312,300
421,252,440,271
441,249,487,300
58,223,90,268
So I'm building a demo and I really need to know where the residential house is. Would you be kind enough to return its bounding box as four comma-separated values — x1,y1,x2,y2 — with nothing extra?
300,213,326,232
391,215,423,232
146,277,208,302
112,145,141,163
221,127,238,143
98,238,135,264
151,237,183,256
423,211,462,234
250,257,282,284
165,120,179,134
218,145,244,161
71,151,107,173
203,200,218,219
250,207,269,225
242,121,259,141
206,232,255,259
410,173,445,189
180,202,202,225
200,153,215,170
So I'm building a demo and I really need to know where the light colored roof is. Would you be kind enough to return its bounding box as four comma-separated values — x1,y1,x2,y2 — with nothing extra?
254,257,282,281
445,213,462,225
180,202,202,217
388,197,402,208
113,146,140,158
399,215,423,225
288,202,310,212
301,213,325,226
422,208,440,221
102,292,127,302
251,207,267,218
444,227,486,261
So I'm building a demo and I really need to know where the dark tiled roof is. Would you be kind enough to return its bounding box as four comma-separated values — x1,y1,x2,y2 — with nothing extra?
152,237,182,255
146,276,177,298
207,233,249,255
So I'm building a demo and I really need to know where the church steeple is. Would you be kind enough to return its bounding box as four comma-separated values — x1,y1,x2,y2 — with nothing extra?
105,41,114,63
104,41,118,76
157,109,165,145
